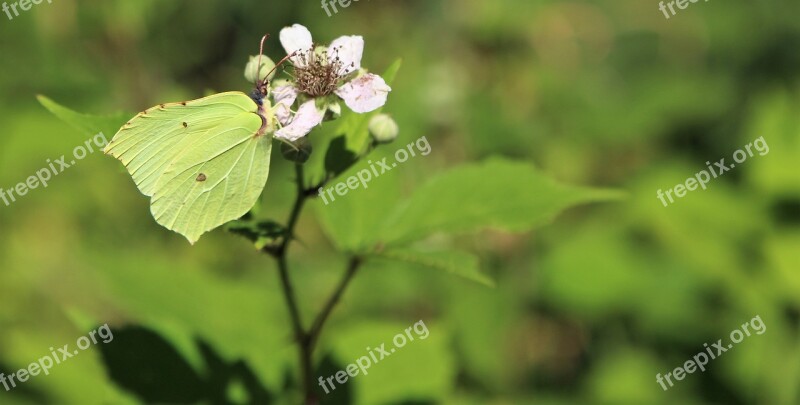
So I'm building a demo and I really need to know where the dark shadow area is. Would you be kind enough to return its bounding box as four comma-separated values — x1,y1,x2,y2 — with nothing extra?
98,325,272,404
771,198,800,227
317,353,355,405
0,361,51,403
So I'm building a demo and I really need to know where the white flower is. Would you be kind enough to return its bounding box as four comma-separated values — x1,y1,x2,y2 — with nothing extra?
335,74,391,114
277,24,392,117
279,24,314,67
272,82,298,126
275,100,325,142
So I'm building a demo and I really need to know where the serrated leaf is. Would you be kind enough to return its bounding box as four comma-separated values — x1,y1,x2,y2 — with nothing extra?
370,248,495,287
377,158,623,247
317,157,621,254
315,148,401,253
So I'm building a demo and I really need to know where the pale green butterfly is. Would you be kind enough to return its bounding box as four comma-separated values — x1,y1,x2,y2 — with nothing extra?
104,36,293,244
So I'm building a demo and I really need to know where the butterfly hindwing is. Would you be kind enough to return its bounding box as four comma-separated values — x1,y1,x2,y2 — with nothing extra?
105,92,271,243
150,112,269,244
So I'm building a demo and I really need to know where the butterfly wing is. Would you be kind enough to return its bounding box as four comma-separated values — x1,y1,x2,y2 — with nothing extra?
150,112,269,243
104,92,259,197
105,92,271,244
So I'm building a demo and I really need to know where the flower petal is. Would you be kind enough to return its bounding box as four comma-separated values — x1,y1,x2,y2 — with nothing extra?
328,35,364,75
275,100,325,142
279,24,313,66
335,73,392,113
272,84,298,126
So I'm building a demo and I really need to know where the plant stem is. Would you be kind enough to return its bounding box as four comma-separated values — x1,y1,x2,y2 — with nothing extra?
275,166,305,331
271,162,364,404
273,163,313,403
276,257,303,340
308,256,362,351
285,163,306,236
275,253,314,401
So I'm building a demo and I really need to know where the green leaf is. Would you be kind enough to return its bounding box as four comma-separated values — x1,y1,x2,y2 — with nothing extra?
317,157,621,255
37,95,130,138
226,219,286,250
315,148,402,253
325,320,453,404
324,135,359,178
378,158,623,246
380,59,402,89
370,248,495,287
338,59,402,153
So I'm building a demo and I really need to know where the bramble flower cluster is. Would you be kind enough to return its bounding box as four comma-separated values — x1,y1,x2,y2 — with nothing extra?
244,24,394,144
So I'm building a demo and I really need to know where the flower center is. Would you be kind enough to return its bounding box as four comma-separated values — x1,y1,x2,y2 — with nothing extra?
293,47,347,97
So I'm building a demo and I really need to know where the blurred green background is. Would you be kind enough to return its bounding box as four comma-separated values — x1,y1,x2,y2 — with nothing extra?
1,0,799,403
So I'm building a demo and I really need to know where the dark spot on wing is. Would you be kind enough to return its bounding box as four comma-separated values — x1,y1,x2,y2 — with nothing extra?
182,122,188,128
181,101,187,106
160,104,165,108
196,173,207,182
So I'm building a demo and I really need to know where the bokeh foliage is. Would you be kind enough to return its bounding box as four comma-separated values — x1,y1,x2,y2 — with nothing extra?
0,0,799,404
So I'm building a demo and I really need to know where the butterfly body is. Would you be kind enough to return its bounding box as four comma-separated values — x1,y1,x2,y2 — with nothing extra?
250,88,266,106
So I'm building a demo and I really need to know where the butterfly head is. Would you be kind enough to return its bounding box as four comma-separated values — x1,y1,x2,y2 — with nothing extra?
250,34,295,105
250,88,265,106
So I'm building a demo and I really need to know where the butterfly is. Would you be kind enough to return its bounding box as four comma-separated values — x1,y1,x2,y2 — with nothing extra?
104,35,290,244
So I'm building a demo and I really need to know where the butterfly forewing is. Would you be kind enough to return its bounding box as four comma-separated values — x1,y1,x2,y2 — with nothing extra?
105,92,258,197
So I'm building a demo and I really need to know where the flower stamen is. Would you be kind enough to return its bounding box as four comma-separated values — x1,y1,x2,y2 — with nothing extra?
293,46,347,97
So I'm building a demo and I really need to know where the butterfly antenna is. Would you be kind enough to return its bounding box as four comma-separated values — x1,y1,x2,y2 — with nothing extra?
255,34,270,90
260,51,298,88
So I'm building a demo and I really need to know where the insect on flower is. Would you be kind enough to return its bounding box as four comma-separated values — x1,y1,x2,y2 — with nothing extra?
103,35,293,244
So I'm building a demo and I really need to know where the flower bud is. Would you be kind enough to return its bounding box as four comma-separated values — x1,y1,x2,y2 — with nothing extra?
245,55,276,83
369,114,399,144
